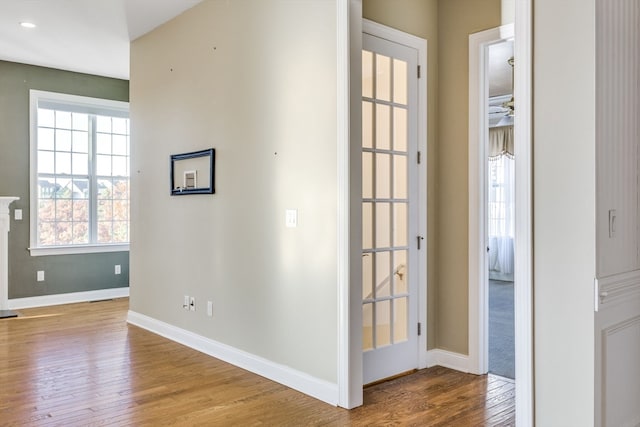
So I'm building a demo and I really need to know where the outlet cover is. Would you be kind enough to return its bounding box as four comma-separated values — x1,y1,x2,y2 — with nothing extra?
14,209,22,220
37,270,45,282
285,209,297,228
115,265,121,275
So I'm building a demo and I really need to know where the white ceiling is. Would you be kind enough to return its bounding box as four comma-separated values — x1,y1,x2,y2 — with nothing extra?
488,39,514,98
0,0,202,80
488,40,514,127
0,2,514,92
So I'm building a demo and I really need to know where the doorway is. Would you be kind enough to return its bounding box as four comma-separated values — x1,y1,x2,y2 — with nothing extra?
468,19,534,425
339,4,534,421
468,25,515,380
361,22,426,385
486,39,515,379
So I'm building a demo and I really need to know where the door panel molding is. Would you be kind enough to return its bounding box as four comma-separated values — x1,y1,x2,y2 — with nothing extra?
597,304,640,426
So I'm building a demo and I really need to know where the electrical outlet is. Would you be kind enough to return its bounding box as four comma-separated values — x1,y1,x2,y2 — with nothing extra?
207,301,213,317
114,264,121,275
14,209,22,220
189,296,196,311
37,270,45,282
285,209,297,228
183,295,190,310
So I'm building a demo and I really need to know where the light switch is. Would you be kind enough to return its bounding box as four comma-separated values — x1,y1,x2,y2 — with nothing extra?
37,271,45,282
14,209,22,220
285,209,297,228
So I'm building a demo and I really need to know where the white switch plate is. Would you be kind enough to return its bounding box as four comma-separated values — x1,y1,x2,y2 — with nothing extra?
183,295,190,310
37,270,45,282
189,296,196,311
14,209,22,220
207,301,213,317
114,264,121,275
285,209,297,228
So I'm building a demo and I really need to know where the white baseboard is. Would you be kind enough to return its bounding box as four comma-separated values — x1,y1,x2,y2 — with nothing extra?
127,310,338,406
426,349,470,373
9,287,130,309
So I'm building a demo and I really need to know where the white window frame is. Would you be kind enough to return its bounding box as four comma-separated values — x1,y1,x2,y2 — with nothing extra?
29,90,130,256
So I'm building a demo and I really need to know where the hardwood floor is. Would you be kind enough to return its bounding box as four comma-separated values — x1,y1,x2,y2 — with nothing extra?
0,299,514,426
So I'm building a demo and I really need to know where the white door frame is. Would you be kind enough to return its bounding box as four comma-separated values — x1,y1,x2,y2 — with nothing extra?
337,0,362,409
513,2,534,423
336,0,427,408
468,2,533,426
468,23,514,378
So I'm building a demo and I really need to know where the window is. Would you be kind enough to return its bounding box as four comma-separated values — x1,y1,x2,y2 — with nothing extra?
30,90,130,256
488,155,514,238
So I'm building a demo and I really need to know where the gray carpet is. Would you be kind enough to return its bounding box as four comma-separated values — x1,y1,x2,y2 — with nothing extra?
489,279,514,379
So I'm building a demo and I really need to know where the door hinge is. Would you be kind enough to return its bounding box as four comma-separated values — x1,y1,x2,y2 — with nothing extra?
417,235,424,250
417,65,421,79
418,322,422,336
594,277,600,312
417,151,422,164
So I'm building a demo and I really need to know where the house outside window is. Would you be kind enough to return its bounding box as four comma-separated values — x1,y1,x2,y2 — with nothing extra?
29,90,130,256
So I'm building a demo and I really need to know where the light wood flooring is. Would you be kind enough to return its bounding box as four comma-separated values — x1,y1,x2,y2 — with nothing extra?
0,298,514,426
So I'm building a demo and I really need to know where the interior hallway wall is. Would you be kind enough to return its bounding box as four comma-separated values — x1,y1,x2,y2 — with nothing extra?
534,0,596,423
363,0,438,349
436,0,501,354
0,61,130,299
129,0,339,384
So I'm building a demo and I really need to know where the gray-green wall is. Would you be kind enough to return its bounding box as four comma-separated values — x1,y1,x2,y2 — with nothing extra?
0,61,129,298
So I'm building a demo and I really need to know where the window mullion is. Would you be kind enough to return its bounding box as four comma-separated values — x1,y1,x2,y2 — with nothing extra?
89,115,98,244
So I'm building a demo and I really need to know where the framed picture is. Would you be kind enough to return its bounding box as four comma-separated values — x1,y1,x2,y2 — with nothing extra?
170,148,215,195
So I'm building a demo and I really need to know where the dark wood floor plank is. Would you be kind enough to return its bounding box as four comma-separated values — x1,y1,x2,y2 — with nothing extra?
0,299,514,425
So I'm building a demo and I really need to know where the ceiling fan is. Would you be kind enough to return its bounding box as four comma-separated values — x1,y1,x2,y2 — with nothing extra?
501,56,515,116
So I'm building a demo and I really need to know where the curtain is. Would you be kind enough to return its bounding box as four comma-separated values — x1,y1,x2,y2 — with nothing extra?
488,125,514,159
488,126,515,279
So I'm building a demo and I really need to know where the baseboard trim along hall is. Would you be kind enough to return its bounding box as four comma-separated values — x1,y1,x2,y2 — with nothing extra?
9,286,130,309
426,349,470,373
127,310,339,406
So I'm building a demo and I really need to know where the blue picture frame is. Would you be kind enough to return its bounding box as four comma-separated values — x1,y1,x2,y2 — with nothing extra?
170,148,215,195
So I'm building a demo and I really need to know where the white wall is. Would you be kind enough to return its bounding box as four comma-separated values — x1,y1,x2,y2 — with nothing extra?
501,0,514,24
534,0,596,424
129,0,339,385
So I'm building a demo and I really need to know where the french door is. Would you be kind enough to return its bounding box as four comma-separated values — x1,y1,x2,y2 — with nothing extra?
362,32,420,385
